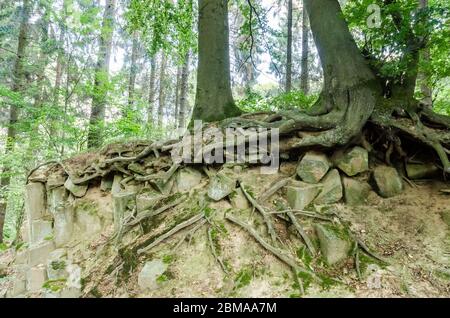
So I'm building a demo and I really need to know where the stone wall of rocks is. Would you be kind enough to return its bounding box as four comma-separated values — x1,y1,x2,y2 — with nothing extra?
5,175,104,298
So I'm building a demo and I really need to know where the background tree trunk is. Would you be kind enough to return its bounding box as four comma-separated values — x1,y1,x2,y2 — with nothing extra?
87,0,116,148
147,56,157,125
300,4,309,95
179,52,190,130
285,0,293,93
192,0,241,122
158,52,167,128
127,34,139,114
418,0,432,108
174,65,182,128
0,0,30,243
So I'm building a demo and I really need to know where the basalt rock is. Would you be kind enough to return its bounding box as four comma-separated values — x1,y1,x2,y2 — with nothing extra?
373,166,403,198
333,146,369,177
296,151,330,184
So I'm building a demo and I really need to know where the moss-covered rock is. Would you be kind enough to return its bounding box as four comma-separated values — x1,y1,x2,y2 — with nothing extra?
333,146,369,177
286,182,322,210
207,171,236,201
138,259,168,291
342,177,372,205
314,224,352,266
314,169,343,205
373,166,403,198
296,151,330,184
175,167,203,192
64,177,88,198
406,163,438,180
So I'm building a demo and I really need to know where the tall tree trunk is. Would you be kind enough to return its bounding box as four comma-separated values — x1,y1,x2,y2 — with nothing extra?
0,0,30,243
87,0,116,148
178,52,190,130
53,29,65,111
192,0,241,122
174,65,182,128
158,52,167,128
300,4,309,95
285,0,293,93
147,56,157,125
418,0,432,108
127,34,139,114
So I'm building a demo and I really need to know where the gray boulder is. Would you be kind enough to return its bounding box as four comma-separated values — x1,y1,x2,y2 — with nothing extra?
333,146,369,176
296,151,330,184
207,172,236,201
314,169,343,205
406,163,438,180
286,182,322,210
136,191,163,213
138,259,168,291
25,182,46,221
230,188,250,210
315,224,352,266
342,177,372,205
175,168,203,192
64,177,88,198
373,166,403,198
100,175,114,192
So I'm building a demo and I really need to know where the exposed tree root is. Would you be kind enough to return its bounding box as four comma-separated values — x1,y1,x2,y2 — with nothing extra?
137,213,204,255
123,195,187,233
225,214,314,278
207,226,229,274
286,210,316,256
239,183,279,243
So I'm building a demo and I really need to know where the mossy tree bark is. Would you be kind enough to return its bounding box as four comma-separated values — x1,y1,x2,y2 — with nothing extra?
192,0,241,123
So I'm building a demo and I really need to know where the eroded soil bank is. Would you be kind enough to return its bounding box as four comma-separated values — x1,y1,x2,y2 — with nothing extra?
0,144,449,298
